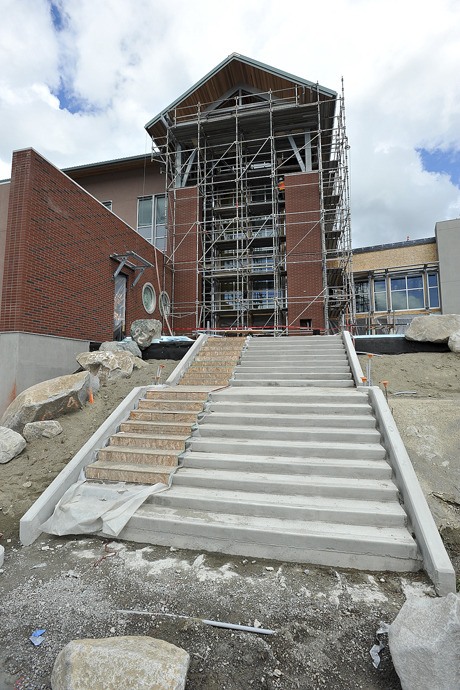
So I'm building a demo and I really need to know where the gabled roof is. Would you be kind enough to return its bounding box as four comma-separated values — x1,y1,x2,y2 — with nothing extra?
145,53,337,138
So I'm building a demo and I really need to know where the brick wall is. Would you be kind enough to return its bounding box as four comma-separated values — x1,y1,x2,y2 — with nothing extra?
353,242,438,272
169,186,202,334
285,172,325,332
1,149,171,342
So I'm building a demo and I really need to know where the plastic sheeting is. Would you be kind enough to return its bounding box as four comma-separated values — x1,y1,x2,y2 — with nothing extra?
40,480,167,537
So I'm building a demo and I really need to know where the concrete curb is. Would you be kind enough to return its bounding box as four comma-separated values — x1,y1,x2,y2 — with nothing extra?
365,385,456,596
19,385,149,546
0,544,4,567
342,330,364,386
165,334,208,386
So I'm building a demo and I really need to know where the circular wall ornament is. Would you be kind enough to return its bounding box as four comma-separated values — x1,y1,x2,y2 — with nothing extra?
159,290,171,317
142,282,156,314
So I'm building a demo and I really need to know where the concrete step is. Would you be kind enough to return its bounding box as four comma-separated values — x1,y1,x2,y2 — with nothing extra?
210,388,368,404
121,505,420,570
202,412,376,429
148,484,407,527
231,379,355,388
181,451,391,479
180,377,231,386
138,399,205,412
129,410,199,423
233,371,352,381
208,401,373,417
97,446,180,466
85,461,174,484
187,365,235,373
145,390,209,401
187,436,386,460
120,420,194,435
195,423,381,445
236,364,352,373
111,432,187,451
172,467,397,500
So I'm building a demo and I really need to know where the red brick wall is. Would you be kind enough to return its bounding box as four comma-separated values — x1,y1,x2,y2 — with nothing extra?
169,186,202,334
285,171,325,332
1,149,171,342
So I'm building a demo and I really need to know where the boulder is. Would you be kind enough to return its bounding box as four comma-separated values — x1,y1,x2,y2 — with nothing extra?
0,372,98,435
0,427,26,464
51,636,190,690
130,319,162,349
100,340,142,358
448,330,460,353
406,314,460,343
76,351,135,384
389,592,460,690
133,356,149,369
23,420,63,442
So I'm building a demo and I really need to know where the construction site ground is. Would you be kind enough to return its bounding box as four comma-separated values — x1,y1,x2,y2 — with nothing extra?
1,352,459,689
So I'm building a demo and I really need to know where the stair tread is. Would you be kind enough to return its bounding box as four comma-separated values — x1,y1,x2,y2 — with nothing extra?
101,446,180,456
150,484,406,513
181,451,388,468
190,437,385,451
115,432,189,441
197,423,379,435
87,460,176,474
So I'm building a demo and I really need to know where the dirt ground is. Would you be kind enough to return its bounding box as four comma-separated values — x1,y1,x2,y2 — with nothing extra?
0,352,459,689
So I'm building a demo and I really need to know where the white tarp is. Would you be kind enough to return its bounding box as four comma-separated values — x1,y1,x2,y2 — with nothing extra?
41,480,168,537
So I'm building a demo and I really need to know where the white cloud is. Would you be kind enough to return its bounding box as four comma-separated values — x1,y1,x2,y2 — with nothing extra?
0,0,459,245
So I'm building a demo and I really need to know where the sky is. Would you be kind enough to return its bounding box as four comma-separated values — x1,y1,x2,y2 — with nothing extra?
0,0,459,247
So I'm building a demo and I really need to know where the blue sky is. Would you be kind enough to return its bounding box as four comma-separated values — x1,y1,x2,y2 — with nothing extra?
0,0,459,247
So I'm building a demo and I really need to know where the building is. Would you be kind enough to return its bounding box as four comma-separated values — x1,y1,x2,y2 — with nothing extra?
352,219,460,334
0,54,352,413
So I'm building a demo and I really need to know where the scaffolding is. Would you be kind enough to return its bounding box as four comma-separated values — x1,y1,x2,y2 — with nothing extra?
150,79,353,335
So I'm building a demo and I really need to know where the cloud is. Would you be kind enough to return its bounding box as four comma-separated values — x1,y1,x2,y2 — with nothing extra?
0,0,459,246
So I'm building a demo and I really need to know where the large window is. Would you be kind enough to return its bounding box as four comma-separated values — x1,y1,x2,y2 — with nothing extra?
427,272,439,308
390,275,424,310
137,195,167,252
355,281,370,313
373,279,387,311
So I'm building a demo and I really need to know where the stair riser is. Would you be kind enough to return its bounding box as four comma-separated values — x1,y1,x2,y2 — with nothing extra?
151,494,406,527
210,391,368,404
86,467,171,484
203,413,375,428
118,523,420,572
209,403,371,416
173,473,396,500
111,436,186,451
231,380,355,388
182,456,391,479
129,411,198,423
234,372,352,380
187,438,386,460
138,400,204,412
236,366,352,373
120,422,193,435
187,366,235,373
145,391,208,402
180,378,231,385
246,345,346,352
196,427,380,444
97,449,179,465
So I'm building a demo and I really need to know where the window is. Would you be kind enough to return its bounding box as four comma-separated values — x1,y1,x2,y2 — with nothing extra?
373,279,387,311
355,281,370,313
142,283,156,314
390,275,424,310
137,195,167,252
428,272,439,308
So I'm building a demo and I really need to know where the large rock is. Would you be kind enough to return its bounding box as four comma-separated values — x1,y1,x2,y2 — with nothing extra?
406,314,460,343
448,331,460,353
100,340,142,358
389,592,460,690
51,636,190,690
0,372,97,435
23,420,63,442
0,427,26,464
76,351,135,384
130,319,162,349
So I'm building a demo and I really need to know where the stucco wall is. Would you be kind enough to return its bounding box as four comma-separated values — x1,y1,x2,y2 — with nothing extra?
436,219,460,313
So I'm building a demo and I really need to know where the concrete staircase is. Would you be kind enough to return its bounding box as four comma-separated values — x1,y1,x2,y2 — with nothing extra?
232,334,354,387
108,335,422,572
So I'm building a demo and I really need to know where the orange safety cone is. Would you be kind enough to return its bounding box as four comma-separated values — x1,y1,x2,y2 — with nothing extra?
88,388,94,404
